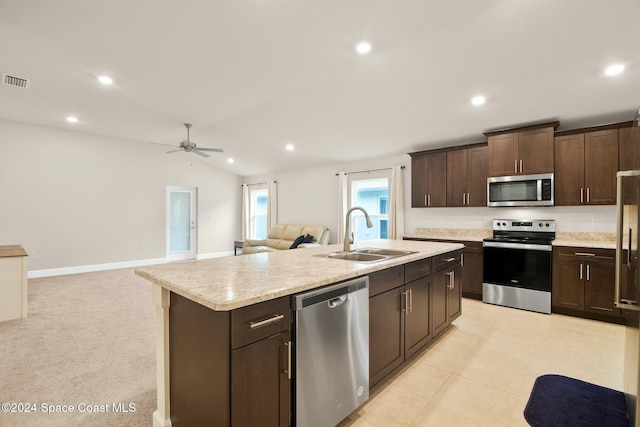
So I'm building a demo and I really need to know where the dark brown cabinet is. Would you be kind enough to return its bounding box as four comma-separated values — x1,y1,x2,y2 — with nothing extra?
554,129,618,206
486,125,555,177
369,285,405,386
552,247,620,320
432,251,462,336
404,273,432,359
461,241,483,299
411,151,447,207
446,145,488,207
619,126,638,204
169,293,291,427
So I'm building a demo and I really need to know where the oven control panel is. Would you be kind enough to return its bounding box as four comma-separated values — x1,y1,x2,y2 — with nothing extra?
492,219,556,232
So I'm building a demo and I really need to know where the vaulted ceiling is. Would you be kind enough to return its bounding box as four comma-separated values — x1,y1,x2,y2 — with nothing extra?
1,0,639,176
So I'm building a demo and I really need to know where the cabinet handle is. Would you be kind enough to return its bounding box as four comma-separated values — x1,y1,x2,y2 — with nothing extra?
575,252,596,257
446,271,454,289
462,193,466,205
579,263,583,280
424,195,427,206
580,188,584,203
428,194,431,206
444,257,456,262
514,160,518,174
249,313,285,329
409,289,413,313
520,159,523,173
586,264,590,281
402,290,409,313
466,193,470,205
587,188,590,203
461,253,464,267
284,341,292,380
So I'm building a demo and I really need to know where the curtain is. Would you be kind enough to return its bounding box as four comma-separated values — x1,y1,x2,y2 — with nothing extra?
241,184,250,240
337,172,348,244
267,180,278,230
389,165,405,240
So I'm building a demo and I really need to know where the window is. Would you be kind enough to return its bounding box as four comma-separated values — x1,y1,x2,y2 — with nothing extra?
250,187,268,239
348,175,389,241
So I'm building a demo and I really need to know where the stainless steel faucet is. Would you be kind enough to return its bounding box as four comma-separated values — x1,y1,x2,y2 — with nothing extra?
343,207,373,252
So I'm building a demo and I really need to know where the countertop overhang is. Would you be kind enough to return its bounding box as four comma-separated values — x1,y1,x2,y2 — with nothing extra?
135,239,463,311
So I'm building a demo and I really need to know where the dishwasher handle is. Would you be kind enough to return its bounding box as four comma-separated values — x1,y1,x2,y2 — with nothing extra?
328,295,348,308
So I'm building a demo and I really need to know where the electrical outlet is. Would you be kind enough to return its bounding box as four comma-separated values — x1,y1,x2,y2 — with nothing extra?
592,218,599,228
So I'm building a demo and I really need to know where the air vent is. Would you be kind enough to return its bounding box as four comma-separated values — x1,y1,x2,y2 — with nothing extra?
3,74,30,89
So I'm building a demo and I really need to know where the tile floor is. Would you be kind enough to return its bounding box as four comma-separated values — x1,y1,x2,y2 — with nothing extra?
339,298,625,427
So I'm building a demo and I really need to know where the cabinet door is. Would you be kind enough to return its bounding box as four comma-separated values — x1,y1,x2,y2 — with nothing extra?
411,154,429,207
447,265,462,323
554,134,585,206
488,133,519,176
466,145,488,206
231,331,290,427
584,129,618,205
446,149,467,207
405,277,431,359
432,269,449,337
369,286,405,386
461,243,483,298
426,152,447,207
584,257,619,316
519,127,554,174
552,252,584,310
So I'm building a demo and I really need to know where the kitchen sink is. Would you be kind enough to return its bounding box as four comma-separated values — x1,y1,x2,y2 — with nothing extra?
327,247,418,263
354,248,418,257
327,252,388,262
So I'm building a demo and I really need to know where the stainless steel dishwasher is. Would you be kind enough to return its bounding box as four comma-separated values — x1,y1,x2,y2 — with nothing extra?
293,276,369,427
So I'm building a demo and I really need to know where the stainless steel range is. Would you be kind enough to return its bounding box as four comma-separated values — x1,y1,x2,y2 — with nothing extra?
482,219,555,314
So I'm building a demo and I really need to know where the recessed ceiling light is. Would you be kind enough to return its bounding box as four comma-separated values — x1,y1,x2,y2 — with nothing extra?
471,95,486,106
604,64,624,76
285,144,295,152
227,158,235,164
355,41,372,55
66,116,79,123
97,75,113,85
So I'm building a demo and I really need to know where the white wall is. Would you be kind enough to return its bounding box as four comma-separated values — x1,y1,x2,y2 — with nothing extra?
0,119,242,272
247,154,616,241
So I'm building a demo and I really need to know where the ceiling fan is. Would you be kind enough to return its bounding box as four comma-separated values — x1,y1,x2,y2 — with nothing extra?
156,123,223,158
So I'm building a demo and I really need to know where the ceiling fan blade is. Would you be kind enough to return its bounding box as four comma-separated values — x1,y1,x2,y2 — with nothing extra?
196,147,224,153
165,149,182,154
151,142,179,148
192,150,210,158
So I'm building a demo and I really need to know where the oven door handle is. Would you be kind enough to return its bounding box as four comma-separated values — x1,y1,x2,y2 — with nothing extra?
483,241,552,252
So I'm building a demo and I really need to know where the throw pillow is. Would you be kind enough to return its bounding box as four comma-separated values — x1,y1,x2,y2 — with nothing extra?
290,235,305,249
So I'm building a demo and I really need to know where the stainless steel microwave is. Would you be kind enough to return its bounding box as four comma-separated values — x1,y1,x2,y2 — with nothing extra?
487,173,554,207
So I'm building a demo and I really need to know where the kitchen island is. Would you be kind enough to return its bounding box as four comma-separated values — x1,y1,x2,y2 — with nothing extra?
136,239,463,427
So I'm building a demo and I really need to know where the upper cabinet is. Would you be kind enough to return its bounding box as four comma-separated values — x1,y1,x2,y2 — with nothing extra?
555,127,621,206
484,123,557,176
619,126,639,204
410,151,447,207
446,145,488,207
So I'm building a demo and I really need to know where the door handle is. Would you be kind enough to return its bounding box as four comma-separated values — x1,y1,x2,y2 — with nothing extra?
328,295,347,308
628,228,633,268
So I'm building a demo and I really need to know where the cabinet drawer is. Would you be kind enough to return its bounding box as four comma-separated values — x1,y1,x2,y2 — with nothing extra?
433,250,462,272
231,297,290,349
369,266,404,297
405,258,432,283
554,246,614,261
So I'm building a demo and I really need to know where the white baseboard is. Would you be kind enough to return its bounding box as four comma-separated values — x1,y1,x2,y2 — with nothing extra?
28,251,234,279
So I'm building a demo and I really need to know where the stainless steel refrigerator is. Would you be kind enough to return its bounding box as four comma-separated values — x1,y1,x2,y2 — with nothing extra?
616,106,640,426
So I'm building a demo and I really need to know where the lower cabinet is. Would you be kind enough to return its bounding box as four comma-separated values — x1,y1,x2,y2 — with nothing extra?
169,293,291,427
552,246,621,321
369,251,462,387
461,241,483,300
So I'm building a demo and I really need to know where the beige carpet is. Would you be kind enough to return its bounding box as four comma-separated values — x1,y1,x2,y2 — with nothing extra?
0,268,156,427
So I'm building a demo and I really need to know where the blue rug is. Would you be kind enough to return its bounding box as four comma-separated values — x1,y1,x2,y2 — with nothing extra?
524,375,628,427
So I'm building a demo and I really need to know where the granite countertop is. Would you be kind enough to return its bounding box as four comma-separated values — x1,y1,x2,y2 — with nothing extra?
404,229,617,249
135,239,463,312
0,245,28,258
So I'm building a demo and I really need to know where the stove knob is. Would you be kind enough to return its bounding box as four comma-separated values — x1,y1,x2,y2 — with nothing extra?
538,223,542,227
546,223,550,227
502,222,506,226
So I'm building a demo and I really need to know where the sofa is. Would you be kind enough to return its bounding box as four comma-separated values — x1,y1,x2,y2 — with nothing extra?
242,224,331,254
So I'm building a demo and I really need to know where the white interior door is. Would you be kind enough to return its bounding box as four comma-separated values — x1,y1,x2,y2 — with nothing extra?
167,186,197,260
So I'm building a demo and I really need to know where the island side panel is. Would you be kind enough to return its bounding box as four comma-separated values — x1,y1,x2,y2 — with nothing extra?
170,292,230,426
